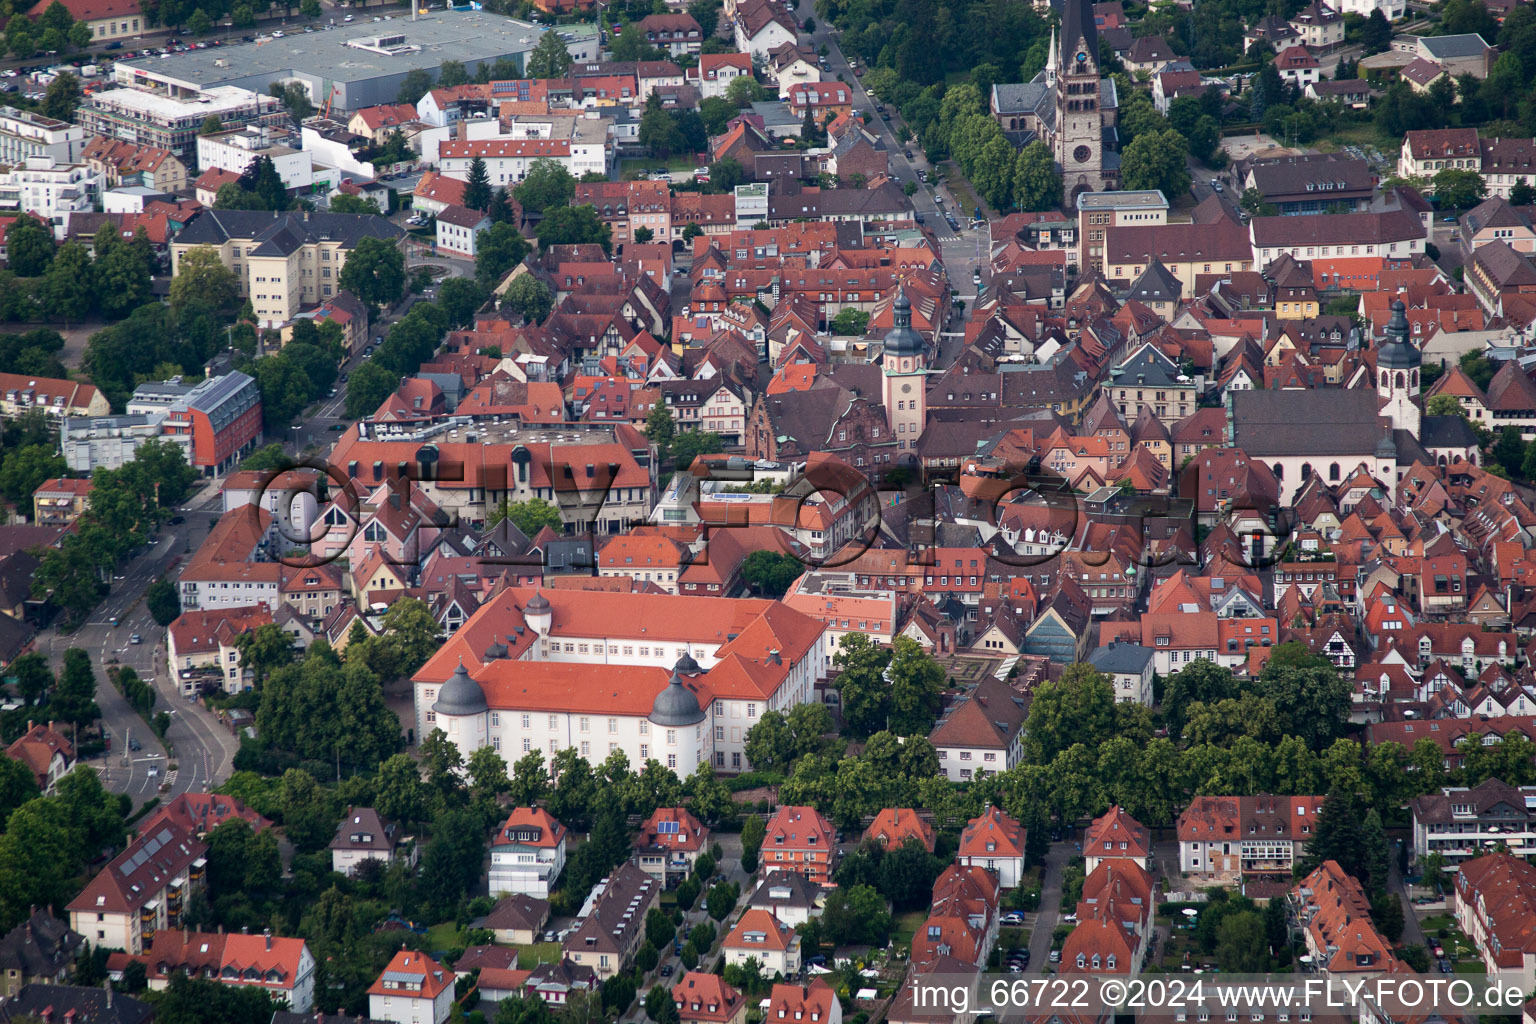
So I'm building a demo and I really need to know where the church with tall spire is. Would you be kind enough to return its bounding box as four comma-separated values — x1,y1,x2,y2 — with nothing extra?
988,0,1119,199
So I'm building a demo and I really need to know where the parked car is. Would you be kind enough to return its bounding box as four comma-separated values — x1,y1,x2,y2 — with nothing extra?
1063,913,1078,924
1049,950,1061,963
659,964,674,977
1001,911,1024,926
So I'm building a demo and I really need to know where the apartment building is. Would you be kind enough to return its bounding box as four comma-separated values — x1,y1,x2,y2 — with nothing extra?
82,136,188,193
0,106,85,165
956,807,1027,889
561,862,660,980
67,823,207,954
31,478,93,527
762,806,838,884
143,930,316,1013
0,157,104,239
1291,861,1399,976
128,372,263,476
1410,778,1536,871
1177,795,1325,880
79,85,286,164
167,605,277,696
170,210,405,327
59,413,178,471
1454,852,1536,993
1076,190,1169,272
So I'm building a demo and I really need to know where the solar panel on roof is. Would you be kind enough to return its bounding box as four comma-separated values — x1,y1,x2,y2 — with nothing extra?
656,821,680,834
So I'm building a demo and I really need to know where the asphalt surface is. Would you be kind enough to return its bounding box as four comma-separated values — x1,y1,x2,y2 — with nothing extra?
796,7,985,361
36,488,236,808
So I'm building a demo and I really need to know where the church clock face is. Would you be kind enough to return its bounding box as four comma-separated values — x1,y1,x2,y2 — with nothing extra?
1073,145,1092,163
1075,50,1089,64
901,383,913,394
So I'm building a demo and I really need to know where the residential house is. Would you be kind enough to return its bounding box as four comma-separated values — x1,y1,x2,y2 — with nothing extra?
746,874,823,928
761,806,837,884
329,807,415,877
910,864,999,968
928,678,1027,782
764,980,840,1024
1083,806,1152,875
674,973,747,1024
723,908,802,976
863,809,937,853
1290,860,1398,976
1086,642,1155,705
490,807,568,899
1059,861,1155,974
0,909,81,997
633,806,711,884
561,862,660,980
5,721,74,794
956,807,1027,889
368,950,454,1024
1176,795,1325,880
475,895,551,946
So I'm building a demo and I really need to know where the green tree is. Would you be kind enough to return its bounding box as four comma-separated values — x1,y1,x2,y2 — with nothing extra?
514,159,577,216
640,103,685,157
169,245,239,314
1121,128,1192,197
536,205,611,251
146,577,181,627
344,361,400,419
1240,187,1278,218
821,883,891,945
1432,167,1488,209
0,444,65,509
887,636,944,735
1511,178,1536,206
829,308,871,335
476,224,533,289
486,496,564,535
42,72,81,122
499,273,553,324
527,29,573,78
6,217,55,278
833,632,893,739
397,69,433,105
329,193,382,215
699,96,737,135
645,400,676,457
1213,910,1270,972
41,242,93,324
53,648,100,730
463,156,494,213
739,550,802,597
93,233,153,318
1023,663,1118,763
8,653,51,707
338,236,406,308
611,23,661,61
233,623,295,691
1012,140,1061,212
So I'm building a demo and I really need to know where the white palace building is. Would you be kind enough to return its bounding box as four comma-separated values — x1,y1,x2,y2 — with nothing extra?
412,587,830,774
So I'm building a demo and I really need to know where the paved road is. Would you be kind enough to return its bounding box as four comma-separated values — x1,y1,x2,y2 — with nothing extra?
795,10,985,362
1027,841,1069,973
36,486,237,808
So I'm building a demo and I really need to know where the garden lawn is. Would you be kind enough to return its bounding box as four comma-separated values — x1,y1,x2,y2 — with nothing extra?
891,910,928,952
425,922,462,952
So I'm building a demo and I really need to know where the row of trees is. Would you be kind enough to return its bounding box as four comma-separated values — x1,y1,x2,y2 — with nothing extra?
0,220,157,326
343,273,488,419
31,439,197,626
3,1,92,58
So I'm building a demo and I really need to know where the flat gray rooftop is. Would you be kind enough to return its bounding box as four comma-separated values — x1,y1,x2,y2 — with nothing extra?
118,11,545,88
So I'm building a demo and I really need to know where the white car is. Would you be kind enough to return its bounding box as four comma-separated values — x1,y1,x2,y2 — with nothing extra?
146,767,160,778
344,12,354,19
